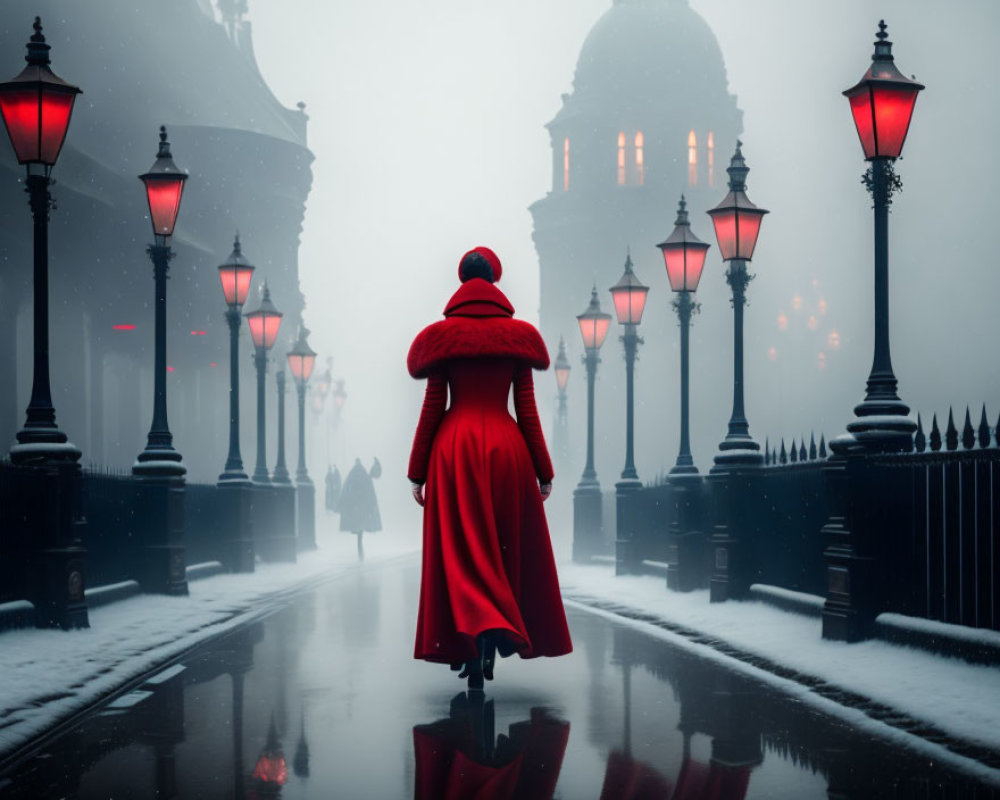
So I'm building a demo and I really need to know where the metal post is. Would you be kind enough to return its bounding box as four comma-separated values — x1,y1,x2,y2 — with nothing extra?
296,382,309,484
671,291,699,478
219,307,247,482
579,350,599,489
252,347,270,483
134,242,184,477
273,370,290,484
712,259,762,471
847,157,915,450
11,174,79,462
620,325,640,483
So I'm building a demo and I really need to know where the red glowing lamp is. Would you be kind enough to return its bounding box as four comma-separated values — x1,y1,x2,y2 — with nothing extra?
609,252,649,326
577,286,612,351
707,141,768,262
139,126,187,239
657,195,710,292
554,337,571,392
252,718,288,787
287,327,316,387
0,18,81,169
245,283,282,351
843,21,923,160
218,234,255,307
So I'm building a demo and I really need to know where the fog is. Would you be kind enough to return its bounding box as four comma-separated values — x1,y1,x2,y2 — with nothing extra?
240,0,1000,534
2,1,996,541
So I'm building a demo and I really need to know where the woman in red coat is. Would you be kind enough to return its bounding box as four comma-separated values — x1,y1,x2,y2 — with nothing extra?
407,246,572,690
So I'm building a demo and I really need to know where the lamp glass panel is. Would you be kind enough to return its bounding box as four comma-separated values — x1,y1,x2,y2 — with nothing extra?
144,176,185,237
0,85,75,165
247,315,265,348
287,353,303,381
848,90,877,159
871,85,919,158
219,265,254,307
711,212,738,261
262,314,281,350
735,211,764,260
555,366,569,391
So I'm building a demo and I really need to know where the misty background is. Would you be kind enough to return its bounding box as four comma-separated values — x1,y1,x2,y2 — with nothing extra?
0,0,996,550
244,0,1000,540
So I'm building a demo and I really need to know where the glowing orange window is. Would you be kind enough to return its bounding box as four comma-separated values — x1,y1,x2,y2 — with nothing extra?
707,131,715,187
688,130,697,186
617,132,626,185
563,137,570,191
634,131,644,186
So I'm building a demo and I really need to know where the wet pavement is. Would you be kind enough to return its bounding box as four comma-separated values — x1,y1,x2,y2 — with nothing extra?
2,557,998,799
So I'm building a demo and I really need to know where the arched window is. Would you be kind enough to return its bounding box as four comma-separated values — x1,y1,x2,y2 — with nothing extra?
617,132,626,186
563,137,570,191
634,131,644,186
707,131,715,187
687,130,697,186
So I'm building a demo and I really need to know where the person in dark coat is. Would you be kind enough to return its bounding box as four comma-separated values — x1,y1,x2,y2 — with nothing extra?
407,246,572,692
325,465,341,514
339,457,381,561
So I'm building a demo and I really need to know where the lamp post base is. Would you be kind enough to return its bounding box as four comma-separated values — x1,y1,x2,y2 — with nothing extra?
10,435,81,467
217,469,251,485
711,437,763,473
668,458,700,483
133,449,186,479
847,402,916,453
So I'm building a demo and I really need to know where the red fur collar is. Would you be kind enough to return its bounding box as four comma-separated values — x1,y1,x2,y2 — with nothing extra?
408,283,549,378
443,278,514,318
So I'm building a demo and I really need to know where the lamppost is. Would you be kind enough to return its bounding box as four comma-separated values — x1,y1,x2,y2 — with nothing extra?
553,337,571,466
706,142,768,471
608,253,649,485
133,126,187,477
842,20,922,451
657,195,710,480
217,235,254,483
288,327,317,550
244,284,283,484
576,286,611,492
0,18,81,464
0,19,87,628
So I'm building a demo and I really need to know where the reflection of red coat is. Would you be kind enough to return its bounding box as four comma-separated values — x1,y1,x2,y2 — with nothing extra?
407,279,572,663
413,706,570,800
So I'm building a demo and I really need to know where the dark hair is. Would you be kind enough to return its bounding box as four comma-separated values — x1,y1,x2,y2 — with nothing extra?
458,251,495,283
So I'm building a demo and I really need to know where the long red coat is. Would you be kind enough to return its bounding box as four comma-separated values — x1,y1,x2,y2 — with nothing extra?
407,279,572,664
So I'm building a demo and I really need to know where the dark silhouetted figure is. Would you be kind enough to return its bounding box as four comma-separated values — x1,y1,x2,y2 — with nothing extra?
325,465,341,514
339,458,381,561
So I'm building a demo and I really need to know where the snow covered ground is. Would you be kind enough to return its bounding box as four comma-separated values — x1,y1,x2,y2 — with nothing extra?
558,562,1000,768
0,526,420,760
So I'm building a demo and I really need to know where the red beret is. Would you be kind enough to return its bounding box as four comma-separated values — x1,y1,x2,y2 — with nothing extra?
458,246,503,283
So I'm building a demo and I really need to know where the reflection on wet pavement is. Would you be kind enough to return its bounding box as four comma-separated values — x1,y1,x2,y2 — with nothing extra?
2,559,997,799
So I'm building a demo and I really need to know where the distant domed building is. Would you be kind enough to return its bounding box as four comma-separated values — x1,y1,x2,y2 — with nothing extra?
531,0,741,480
0,1,312,480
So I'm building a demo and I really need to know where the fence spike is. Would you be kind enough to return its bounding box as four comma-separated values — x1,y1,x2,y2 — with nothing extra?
809,433,817,460
799,439,807,461
914,413,926,453
945,407,958,451
789,438,798,463
996,409,1000,448
930,413,942,452
764,438,770,464
979,405,991,449
818,434,827,458
779,439,787,464
962,407,975,450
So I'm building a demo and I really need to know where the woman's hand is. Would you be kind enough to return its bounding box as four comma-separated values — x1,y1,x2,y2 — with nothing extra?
411,481,425,507
539,481,552,501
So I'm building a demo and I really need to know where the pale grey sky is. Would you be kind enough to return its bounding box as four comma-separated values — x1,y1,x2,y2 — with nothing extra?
248,0,1000,504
